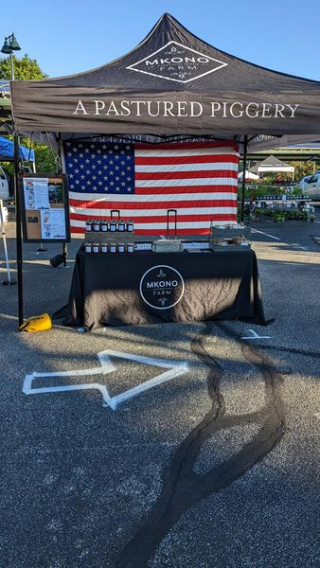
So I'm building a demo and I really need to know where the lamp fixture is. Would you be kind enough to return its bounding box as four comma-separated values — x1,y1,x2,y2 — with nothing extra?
1,33,21,54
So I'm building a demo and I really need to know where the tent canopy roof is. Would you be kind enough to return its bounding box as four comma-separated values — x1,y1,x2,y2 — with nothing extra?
0,136,35,162
10,13,320,151
251,155,294,173
238,170,259,180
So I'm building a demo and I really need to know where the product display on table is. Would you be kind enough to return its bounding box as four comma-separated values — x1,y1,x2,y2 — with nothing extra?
49,203,264,330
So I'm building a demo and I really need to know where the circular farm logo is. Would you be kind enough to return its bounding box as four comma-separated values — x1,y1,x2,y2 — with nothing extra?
140,265,185,310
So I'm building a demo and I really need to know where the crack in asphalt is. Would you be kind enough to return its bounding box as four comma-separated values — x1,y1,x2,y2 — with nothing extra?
117,322,286,568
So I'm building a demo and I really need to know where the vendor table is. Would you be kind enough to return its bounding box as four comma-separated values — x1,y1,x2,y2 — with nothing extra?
60,248,267,330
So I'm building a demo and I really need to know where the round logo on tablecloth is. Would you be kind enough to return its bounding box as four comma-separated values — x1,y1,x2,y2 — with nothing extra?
139,265,185,310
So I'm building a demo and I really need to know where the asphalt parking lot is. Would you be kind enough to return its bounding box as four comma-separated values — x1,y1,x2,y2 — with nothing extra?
0,211,320,568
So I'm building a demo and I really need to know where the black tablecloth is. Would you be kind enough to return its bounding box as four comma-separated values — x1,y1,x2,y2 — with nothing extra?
59,248,266,330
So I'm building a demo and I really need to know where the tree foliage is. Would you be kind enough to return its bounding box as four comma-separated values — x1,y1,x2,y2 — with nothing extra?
0,54,57,173
26,139,58,173
0,53,47,80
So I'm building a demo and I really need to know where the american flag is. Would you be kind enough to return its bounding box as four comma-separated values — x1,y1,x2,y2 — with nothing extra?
64,140,239,235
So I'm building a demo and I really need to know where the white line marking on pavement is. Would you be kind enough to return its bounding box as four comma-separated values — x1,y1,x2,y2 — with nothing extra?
23,350,189,411
250,228,280,241
241,329,271,340
251,228,309,250
293,245,308,251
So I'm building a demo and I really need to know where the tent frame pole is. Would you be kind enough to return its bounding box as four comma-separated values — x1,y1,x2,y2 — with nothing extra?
59,138,68,267
14,130,24,327
0,198,16,285
240,136,248,223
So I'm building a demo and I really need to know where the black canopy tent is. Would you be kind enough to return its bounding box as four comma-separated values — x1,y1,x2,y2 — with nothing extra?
10,13,320,149
9,13,320,326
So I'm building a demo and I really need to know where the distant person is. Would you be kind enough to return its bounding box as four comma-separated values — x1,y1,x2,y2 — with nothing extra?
249,194,256,211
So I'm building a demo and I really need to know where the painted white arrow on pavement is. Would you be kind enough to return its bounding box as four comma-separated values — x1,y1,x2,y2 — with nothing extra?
23,350,189,411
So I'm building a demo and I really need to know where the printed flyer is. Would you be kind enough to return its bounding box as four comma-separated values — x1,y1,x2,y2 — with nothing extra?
22,175,70,243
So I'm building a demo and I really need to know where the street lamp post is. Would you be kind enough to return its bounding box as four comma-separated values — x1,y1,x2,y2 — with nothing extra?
1,34,24,320
0,34,21,287
1,33,21,79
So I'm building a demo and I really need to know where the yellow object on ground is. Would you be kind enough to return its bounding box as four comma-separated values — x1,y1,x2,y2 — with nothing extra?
19,313,52,332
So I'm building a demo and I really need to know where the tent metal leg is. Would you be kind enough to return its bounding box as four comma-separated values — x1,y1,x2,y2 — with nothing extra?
14,131,24,327
240,136,248,223
0,199,16,285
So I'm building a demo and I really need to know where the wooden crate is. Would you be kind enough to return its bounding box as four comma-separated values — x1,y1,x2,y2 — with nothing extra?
211,226,251,241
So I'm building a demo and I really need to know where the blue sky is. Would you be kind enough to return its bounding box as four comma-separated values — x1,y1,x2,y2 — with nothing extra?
1,0,320,81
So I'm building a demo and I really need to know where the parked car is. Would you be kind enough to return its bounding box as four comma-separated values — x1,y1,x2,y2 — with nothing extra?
299,170,320,190
301,173,320,200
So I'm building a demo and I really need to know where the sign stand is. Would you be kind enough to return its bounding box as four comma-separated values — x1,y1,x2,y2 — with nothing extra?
37,243,47,253
63,243,68,267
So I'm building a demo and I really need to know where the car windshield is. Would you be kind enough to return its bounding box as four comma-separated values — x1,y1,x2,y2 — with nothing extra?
307,175,319,183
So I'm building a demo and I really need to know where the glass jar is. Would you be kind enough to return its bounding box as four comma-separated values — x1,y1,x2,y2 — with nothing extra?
84,242,92,253
110,220,117,232
127,243,134,253
85,219,93,232
93,220,101,232
101,243,108,253
110,243,117,253
93,243,100,253
127,220,134,232
118,220,125,232
118,243,125,253
101,221,108,232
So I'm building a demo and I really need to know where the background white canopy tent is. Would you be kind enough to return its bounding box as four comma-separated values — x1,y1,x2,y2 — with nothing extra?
238,170,259,181
251,155,295,175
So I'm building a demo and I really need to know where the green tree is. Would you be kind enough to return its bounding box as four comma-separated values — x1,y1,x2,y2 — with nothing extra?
289,160,318,180
0,54,57,174
0,53,46,80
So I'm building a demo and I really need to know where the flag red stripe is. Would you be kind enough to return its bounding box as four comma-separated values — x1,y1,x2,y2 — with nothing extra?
69,199,237,210
136,141,239,151
135,155,239,165
135,170,238,180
